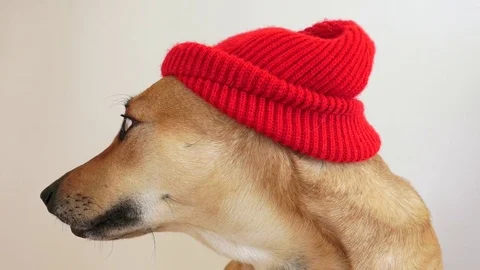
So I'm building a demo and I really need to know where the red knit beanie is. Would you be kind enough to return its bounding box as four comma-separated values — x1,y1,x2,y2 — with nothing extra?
161,20,381,162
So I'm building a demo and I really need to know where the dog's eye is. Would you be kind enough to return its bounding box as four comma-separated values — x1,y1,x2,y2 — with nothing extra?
119,114,136,141
123,117,133,132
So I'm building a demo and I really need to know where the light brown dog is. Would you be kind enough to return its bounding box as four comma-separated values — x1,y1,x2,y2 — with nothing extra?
40,77,443,269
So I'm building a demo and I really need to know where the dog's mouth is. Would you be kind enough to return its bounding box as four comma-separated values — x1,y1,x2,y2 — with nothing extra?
63,199,144,240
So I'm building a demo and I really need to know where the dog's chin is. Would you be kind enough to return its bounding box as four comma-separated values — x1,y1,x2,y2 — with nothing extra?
70,225,150,240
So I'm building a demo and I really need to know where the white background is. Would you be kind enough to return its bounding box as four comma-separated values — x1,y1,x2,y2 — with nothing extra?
1,0,479,269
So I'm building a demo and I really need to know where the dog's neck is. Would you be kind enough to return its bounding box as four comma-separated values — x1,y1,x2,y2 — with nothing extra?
169,116,431,269
197,130,352,269
217,130,430,269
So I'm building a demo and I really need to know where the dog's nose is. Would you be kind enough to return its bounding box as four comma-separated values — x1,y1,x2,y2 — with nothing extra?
40,179,61,211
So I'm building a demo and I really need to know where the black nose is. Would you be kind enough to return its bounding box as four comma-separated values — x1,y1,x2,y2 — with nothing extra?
40,179,61,212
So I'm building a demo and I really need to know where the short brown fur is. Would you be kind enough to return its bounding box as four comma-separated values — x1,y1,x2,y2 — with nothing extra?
43,77,443,269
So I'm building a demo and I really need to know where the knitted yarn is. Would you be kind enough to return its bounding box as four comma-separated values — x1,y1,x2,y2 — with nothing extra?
161,20,380,162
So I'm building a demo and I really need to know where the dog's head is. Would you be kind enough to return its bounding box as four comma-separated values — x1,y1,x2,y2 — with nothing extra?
40,77,298,242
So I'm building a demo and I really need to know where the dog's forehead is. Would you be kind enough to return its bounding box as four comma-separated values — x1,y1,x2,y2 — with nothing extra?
125,77,221,128
125,79,175,121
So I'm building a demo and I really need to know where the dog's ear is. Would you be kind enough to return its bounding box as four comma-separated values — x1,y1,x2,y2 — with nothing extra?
224,261,254,270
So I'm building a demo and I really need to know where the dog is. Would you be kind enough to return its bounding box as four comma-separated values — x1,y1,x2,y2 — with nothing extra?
40,76,443,269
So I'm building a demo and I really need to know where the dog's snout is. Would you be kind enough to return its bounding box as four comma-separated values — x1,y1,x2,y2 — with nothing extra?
40,179,62,212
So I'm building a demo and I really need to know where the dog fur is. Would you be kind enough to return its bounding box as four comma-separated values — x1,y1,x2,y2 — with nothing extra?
41,77,443,269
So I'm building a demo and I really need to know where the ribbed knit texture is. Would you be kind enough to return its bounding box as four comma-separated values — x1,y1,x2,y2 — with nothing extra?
161,20,381,162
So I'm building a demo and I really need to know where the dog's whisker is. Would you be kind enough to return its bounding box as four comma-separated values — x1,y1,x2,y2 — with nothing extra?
94,241,102,254
149,229,157,267
109,99,129,108
104,94,132,100
168,197,193,207
185,136,205,147
99,241,104,254
104,241,115,260
162,194,175,220
104,94,132,108
163,197,176,221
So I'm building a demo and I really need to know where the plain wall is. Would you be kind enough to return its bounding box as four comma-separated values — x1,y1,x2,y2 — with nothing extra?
1,0,479,269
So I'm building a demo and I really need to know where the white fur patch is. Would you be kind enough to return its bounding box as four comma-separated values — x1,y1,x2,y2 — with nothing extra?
136,191,168,224
193,229,273,267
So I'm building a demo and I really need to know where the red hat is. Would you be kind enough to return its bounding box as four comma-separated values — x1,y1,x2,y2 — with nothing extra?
161,20,381,162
